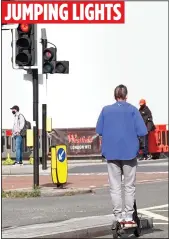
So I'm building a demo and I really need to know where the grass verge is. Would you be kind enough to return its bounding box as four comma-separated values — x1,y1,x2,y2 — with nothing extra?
2,188,41,198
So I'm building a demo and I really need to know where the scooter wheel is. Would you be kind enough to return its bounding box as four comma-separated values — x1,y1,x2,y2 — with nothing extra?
112,222,121,238
134,227,141,237
112,229,119,239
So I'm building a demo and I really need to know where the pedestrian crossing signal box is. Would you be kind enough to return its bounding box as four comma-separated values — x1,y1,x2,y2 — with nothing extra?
51,145,68,186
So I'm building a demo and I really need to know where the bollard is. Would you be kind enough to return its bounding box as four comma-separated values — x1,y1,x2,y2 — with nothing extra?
51,145,68,187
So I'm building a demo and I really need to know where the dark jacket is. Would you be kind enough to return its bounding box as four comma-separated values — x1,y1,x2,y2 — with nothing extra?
139,105,155,132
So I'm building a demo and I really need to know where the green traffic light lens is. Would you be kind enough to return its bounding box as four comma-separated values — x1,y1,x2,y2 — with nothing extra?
43,62,54,73
16,52,32,66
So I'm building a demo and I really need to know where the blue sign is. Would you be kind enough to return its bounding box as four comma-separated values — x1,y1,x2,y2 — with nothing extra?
57,148,66,162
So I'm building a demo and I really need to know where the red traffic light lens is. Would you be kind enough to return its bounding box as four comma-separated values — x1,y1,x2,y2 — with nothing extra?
43,49,54,61
45,51,52,59
19,24,30,33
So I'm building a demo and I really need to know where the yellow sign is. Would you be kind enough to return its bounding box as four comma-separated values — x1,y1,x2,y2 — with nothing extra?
26,129,33,147
46,117,52,132
56,145,68,184
51,145,68,185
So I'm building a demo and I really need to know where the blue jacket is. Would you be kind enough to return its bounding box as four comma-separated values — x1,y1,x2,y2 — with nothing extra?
96,101,148,160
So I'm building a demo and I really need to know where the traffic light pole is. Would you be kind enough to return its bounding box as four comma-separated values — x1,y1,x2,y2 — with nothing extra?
42,104,47,170
32,69,39,188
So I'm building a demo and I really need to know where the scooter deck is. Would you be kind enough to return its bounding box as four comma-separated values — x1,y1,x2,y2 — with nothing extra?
112,221,141,238
120,222,138,229
112,200,142,238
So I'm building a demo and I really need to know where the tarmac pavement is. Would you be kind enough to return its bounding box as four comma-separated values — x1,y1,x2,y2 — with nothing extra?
2,181,168,238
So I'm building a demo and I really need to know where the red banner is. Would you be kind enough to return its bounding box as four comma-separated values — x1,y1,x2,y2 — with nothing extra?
2,1,125,24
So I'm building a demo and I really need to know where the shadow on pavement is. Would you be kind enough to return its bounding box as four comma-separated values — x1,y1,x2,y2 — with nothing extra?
94,227,163,238
125,228,163,238
41,182,72,188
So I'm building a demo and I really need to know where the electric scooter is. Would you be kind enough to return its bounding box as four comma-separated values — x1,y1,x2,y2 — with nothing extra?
111,200,141,238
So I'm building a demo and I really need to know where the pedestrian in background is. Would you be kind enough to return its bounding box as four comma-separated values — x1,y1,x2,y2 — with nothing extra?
139,99,156,160
96,84,147,227
11,105,25,165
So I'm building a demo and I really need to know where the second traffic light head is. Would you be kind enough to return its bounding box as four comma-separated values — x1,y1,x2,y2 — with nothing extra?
43,47,56,74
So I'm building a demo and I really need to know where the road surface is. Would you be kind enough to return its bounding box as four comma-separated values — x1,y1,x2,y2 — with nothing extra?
69,159,168,174
2,181,168,229
2,159,168,237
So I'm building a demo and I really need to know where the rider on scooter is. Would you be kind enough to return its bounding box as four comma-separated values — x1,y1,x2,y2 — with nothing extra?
96,84,147,227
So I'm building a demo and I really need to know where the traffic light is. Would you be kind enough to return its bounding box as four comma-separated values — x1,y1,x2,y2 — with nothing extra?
55,61,69,74
43,47,56,74
15,24,37,67
41,36,69,74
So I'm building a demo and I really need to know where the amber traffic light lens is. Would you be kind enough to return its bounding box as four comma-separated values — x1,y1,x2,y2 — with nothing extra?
16,37,31,48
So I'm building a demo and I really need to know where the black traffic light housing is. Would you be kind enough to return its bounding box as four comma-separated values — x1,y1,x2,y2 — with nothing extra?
43,47,69,74
43,47,56,74
41,32,69,75
55,61,69,74
15,24,36,67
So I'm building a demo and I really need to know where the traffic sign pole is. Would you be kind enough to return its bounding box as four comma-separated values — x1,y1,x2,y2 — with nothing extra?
42,103,47,170
32,69,39,188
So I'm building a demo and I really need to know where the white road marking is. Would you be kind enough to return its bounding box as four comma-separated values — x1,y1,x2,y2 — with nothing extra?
139,162,168,166
138,209,168,222
3,171,168,177
153,222,168,225
90,185,96,188
32,216,43,220
140,172,168,174
103,184,109,187
153,209,168,212
137,204,169,223
139,204,168,211
69,172,168,175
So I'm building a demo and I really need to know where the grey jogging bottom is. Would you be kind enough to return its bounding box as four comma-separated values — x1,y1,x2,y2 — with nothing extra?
107,158,137,220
